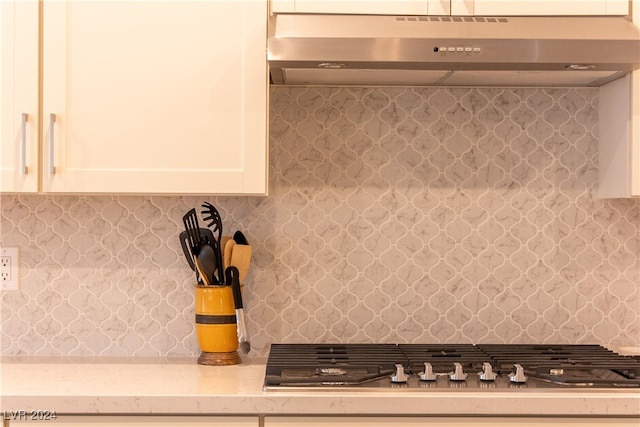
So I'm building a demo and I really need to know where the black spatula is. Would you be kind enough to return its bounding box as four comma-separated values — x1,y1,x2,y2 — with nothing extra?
179,228,215,284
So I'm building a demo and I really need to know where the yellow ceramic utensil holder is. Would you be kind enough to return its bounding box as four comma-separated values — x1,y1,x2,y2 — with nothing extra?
195,285,240,365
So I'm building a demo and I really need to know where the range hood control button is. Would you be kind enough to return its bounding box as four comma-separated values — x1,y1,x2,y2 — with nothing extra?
419,362,437,381
449,362,468,381
391,364,409,383
509,364,528,384
479,362,497,381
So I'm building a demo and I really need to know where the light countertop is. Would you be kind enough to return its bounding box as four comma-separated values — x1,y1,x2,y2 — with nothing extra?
1,356,639,417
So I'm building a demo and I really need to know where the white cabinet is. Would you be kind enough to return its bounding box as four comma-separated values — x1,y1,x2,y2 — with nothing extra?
598,72,640,198
264,416,640,426
270,0,628,15
598,1,639,199
1,0,268,195
0,0,39,192
9,415,258,426
454,0,628,15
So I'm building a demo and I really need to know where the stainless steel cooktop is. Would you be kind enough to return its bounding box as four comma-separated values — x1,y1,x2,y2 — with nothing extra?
263,344,640,391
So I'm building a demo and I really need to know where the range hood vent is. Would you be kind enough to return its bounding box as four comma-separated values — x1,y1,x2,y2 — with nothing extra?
268,14,640,87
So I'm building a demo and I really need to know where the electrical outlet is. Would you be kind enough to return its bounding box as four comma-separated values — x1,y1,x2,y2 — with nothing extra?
0,247,19,291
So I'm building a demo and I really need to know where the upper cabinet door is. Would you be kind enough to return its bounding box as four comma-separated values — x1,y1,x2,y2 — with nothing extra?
598,0,639,199
0,0,39,193
598,72,640,198
455,0,629,15
42,0,268,194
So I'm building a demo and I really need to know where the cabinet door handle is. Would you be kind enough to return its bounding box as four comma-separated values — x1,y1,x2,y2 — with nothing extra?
21,113,28,174
49,113,56,175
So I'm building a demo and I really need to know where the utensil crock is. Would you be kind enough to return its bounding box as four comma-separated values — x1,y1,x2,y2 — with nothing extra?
194,284,240,365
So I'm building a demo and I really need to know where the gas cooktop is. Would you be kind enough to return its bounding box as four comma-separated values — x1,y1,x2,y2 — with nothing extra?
263,343,640,391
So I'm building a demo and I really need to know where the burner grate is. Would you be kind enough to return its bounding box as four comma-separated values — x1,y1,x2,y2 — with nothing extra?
264,344,403,386
476,344,640,378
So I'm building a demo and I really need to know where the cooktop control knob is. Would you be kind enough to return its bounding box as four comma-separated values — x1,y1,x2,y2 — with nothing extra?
419,362,437,381
391,364,409,383
509,364,528,384
449,362,468,381
479,362,497,381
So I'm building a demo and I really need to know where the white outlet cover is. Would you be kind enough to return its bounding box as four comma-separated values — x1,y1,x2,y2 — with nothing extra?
0,247,19,291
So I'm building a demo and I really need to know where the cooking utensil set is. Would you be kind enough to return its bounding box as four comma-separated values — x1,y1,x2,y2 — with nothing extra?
180,202,252,354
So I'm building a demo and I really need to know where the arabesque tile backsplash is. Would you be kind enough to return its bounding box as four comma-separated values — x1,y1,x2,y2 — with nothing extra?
1,87,639,357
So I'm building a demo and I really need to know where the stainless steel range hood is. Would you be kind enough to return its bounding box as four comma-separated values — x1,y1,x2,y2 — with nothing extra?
268,14,640,87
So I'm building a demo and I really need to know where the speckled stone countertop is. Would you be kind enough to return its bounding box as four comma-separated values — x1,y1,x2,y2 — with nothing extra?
1,356,639,417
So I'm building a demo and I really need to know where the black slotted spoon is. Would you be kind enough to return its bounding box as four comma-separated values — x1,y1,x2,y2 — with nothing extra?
182,208,217,285
182,208,202,254
200,202,224,284
178,228,215,284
